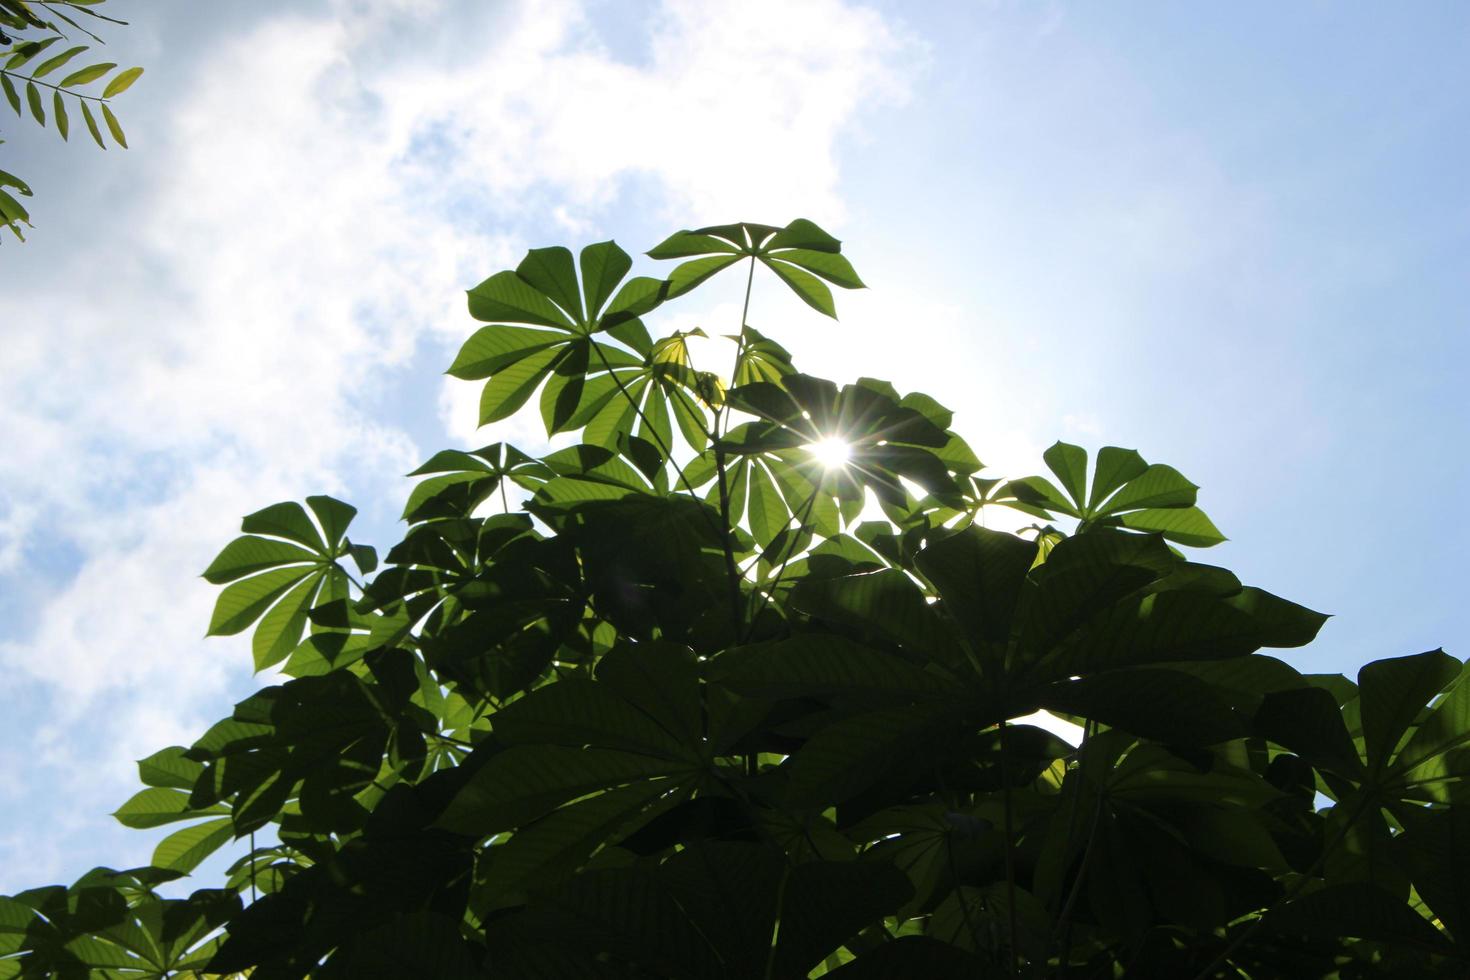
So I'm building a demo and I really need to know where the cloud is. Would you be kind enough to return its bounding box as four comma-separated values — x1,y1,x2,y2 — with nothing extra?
0,0,916,888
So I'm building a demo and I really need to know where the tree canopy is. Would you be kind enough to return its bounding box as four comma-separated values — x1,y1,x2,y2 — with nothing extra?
0,0,142,241
2,220,1466,978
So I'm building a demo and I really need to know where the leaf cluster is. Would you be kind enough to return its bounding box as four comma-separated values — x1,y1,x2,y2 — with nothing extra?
0,0,141,241
2,220,1466,979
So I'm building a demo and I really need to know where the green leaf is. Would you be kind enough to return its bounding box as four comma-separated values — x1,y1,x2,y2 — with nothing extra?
1087,446,1148,510
447,324,564,380
438,745,689,835
771,861,913,978
1397,807,1470,942
916,524,1036,648
792,569,966,670
137,746,205,790
100,103,126,147
50,89,66,139
490,677,689,759
478,344,563,424
250,572,321,671
0,168,30,195
666,253,742,298
1392,661,1470,777
766,217,842,253
305,494,356,549
4,37,60,70
80,99,105,147
518,246,585,325
1095,463,1197,515
770,248,865,288
151,817,234,874
1005,475,1078,517
202,535,319,584
206,565,313,636
745,462,788,546
1255,686,1363,775
113,788,227,829
59,62,115,88
1263,882,1450,948
1117,505,1226,546
712,636,956,702
763,256,837,317
0,187,29,225
102,65,143,98
467,269,575,329
1043,441,1088,508
477,781,671,896
240,500,326,551
579,239,632,318
1358,649,1459,771
785,704,951,807
31,44,86,79
601,276,667,322
1042,667,1248,744
25,80,42,124
646,229,741,259
594,642,705,746
2,73,19,115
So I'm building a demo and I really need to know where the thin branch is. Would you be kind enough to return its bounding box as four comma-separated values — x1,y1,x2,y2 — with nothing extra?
998,718,1020,978
40,2,129,27
709,254,760,639
1052,792,1105,976
35,5,109,43
719,254,758,440
0,67,115,103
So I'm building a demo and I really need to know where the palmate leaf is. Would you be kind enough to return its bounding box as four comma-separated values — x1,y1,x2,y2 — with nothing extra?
721,374,965,519
1005,441,1226,547
202,495,369,670
402,442,553,521
648,217,864,318
454,240,671,430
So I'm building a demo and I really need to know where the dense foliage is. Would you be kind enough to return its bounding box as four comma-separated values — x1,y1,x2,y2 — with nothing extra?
0,0,142,241
3,220,1467,978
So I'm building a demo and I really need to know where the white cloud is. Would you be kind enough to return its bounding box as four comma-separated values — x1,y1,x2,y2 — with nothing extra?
0,0,916,888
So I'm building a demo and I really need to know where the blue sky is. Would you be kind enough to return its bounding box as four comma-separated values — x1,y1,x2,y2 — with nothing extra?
0,0,1465,891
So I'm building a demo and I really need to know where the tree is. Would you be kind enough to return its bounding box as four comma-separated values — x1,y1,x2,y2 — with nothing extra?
2,219,1467,978
0,0,143,241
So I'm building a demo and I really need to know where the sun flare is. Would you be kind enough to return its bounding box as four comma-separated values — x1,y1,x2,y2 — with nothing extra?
807,436,853,469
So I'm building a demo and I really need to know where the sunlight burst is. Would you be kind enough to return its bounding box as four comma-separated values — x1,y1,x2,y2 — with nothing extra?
806,436,853,469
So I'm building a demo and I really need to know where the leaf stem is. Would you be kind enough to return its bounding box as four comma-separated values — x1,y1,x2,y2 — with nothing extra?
710,254,760,638
38,2,130,28
999,718,1020,977
0,67,114,103
1051,792,1104,977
